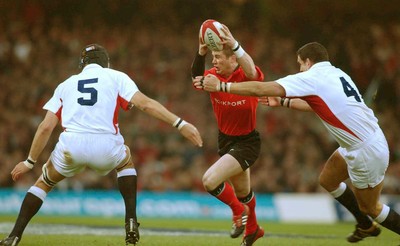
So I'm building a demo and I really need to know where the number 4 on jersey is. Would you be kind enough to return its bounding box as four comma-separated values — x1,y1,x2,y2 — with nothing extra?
340,77,361,102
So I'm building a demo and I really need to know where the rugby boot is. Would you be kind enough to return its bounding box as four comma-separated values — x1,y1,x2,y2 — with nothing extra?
241,225,264,246
125,218,140,245
347,221,381,243
0,236,20,246
230,204,250,238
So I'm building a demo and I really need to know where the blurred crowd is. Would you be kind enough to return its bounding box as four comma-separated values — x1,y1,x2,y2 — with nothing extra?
1,0,400,194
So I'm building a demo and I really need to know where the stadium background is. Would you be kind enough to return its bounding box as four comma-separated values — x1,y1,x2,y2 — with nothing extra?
0,0,399,214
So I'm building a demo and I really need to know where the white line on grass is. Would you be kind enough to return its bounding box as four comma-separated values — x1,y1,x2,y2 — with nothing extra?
0,223,339,239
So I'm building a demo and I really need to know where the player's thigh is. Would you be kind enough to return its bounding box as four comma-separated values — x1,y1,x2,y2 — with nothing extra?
203,154,243,188
34,159,66,193
115,145,134,172
319,149,349,191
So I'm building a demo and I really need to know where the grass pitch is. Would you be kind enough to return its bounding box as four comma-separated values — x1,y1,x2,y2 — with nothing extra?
0,215,398,245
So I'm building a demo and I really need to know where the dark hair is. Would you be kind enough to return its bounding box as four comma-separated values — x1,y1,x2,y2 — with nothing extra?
79,44,110,69
296,42,329,63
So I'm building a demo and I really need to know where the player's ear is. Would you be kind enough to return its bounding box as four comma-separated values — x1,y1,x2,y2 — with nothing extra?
305,58,314,68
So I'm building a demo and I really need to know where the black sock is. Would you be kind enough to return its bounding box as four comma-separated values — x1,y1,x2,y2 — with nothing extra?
335,186,372,229
238,190,253,204
118,175,137,222
10,192,43,238
380,208,400,234
208,183,225,196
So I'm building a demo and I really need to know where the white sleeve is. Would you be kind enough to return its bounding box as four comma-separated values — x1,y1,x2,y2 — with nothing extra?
276,73,316,97
118,72,139,102
43,84,63,113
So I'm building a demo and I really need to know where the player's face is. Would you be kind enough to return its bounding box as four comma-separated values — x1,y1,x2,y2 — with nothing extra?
211,51,231,76
297,56,311,72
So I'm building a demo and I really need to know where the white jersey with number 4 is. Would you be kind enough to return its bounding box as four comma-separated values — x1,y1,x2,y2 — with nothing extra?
44,64,139,135
276,62,380,149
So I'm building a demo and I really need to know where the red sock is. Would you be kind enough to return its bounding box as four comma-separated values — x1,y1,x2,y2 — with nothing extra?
242,193,258,234
215,182,244,216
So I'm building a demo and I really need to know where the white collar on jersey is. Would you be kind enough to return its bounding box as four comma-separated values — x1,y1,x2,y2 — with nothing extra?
82,63,102,71
311,61,331,69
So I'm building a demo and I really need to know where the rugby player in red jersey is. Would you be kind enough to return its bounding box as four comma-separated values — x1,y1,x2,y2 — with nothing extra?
191,23,264,246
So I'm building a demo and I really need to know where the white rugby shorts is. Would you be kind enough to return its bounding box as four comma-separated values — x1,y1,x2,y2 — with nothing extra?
50,132,127,177
338,128,389,189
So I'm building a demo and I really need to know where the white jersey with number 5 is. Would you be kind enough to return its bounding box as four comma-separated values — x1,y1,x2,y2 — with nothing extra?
276,62,380,149
44,64,139,135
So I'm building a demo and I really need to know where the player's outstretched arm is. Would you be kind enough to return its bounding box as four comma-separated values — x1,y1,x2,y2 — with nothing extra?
262,97,313,111
130,91,203,147
196,74,284,97
11,111,59,181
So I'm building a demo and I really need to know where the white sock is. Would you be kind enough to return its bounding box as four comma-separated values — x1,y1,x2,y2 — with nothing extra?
330,182,347,198
374,204,390,223
117,168,137,178
27,186,47,201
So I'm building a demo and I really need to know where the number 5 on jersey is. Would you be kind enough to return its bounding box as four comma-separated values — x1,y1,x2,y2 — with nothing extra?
78,78,98,106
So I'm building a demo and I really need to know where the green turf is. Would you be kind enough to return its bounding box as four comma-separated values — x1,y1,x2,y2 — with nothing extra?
0,215,398,245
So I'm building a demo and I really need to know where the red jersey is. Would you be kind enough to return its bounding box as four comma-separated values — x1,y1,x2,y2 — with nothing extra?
205,66,264,136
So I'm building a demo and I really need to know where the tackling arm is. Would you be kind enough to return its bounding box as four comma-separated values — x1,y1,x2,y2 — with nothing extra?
197,74,285,97
130,91,203,147
230,81,285,97
198,75,314,112
286,98,313,111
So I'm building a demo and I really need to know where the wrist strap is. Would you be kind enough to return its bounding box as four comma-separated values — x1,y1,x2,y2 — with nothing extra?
287,98,291,108
177,120,188,130
23,160,34,169
173,118,183,128
173,118,188,130
219,82,232,93
23,156,36,169
232,41,240,51
280,97,285,106
232,41,245,58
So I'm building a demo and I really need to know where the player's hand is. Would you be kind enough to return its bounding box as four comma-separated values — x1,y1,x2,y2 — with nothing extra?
192,77,204,91
202,74,220,92
260,97,281,107
11,161,32,181
193,75,222,92
219,24,236,49
198,30,208,56
179,123,203,147
258,96,269,106
192,76,207,91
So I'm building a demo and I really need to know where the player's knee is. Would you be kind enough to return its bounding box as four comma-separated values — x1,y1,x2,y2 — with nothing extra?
35,179,53,193
40,163,59,189
318,173,328,189
318,173,337,191
202,173,217,191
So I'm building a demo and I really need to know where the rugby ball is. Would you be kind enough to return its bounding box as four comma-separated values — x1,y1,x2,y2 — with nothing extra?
200,19,224,51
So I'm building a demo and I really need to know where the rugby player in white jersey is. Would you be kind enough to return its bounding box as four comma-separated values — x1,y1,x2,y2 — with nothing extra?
196,42,400,243
0,44,203,246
